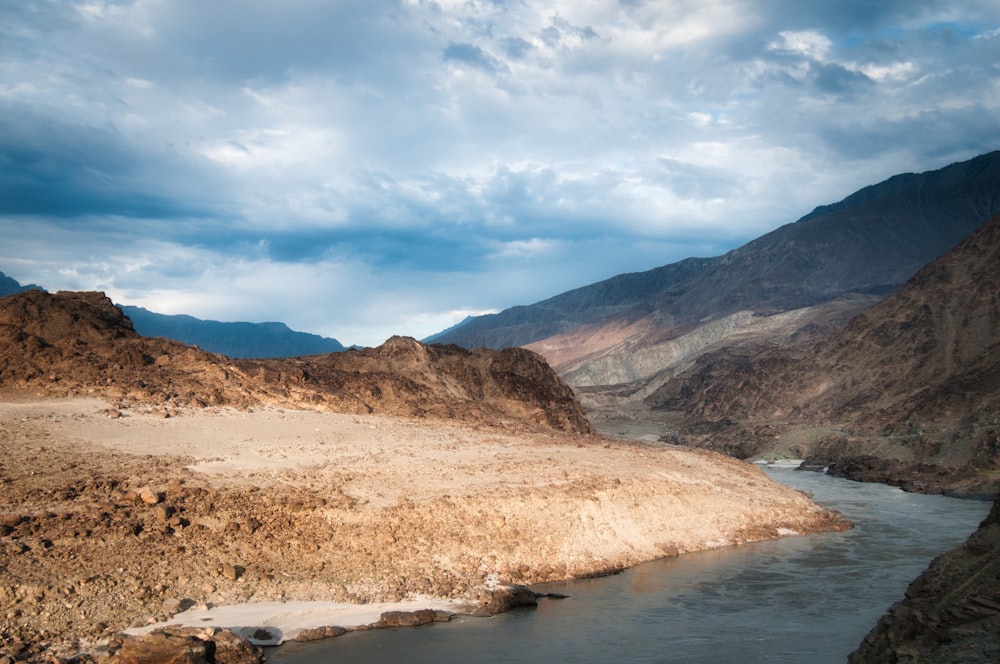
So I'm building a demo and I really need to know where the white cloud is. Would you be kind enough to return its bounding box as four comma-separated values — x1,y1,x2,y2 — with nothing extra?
1,0,998,344
770,30,833,60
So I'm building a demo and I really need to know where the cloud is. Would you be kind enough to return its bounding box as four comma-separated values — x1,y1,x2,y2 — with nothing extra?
444,42,505,73
1,0,998,345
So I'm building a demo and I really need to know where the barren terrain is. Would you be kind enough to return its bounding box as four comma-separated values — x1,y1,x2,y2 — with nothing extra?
0,397,847,660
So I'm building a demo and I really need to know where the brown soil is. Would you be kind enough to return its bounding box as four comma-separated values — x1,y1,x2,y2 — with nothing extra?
0,398,848,661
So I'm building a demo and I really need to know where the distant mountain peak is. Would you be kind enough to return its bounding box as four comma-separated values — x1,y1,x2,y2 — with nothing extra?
429,150,1000,361
119,305,345,359
0,271,347,358
0,270,45,297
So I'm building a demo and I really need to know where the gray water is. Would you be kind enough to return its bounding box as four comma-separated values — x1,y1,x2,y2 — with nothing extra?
270,466,992,664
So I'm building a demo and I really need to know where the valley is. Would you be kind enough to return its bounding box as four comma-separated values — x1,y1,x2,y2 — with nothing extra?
0,290,847,662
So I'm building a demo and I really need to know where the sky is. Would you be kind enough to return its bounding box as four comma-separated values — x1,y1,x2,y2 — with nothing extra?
1,1,999,347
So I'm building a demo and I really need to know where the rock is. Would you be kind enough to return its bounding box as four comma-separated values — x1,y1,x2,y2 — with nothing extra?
2,514,23,528
109,632,209,664
220,563,242,581
473,584,539,617
161,598,182,614
248,629,275,642
166,479,185,499
203,628,264,664
137,487,161,505
292,626,346,642
379,609,437,628
110,628,262,664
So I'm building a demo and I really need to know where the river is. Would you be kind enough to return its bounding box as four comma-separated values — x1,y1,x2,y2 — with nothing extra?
269,465,991,664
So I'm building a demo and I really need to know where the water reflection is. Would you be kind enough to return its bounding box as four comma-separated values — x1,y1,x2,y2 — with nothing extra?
271,468,990,664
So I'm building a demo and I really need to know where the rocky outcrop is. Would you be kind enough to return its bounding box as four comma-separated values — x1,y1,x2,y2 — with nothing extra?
109,628,262,664
850,497,1000,663
0,290,592,434
824,457,998,500
472,584,540,617
241,336,594,433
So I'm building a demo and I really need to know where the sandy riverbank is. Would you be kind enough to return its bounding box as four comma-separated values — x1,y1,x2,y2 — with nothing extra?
0,398,848,659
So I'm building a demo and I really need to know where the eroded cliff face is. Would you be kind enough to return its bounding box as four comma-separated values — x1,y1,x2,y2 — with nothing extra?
0,290,593,435
850,497,1000,663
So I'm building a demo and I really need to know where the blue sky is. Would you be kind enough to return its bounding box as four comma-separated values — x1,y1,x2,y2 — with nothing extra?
2,1,998,346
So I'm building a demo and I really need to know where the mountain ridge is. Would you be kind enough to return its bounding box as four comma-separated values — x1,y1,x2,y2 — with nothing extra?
0,270,347,358
432,151,1000,380
120,305,345,358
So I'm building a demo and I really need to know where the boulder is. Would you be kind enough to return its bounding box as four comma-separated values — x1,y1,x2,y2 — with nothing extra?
379,609,437,628
292,626,347,642
109,632,209,664
473,584,539,617
109,628,262,664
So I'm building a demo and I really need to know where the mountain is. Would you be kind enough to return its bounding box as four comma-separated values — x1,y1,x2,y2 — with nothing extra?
0,290,592,434
120,305,345,358
0,271,346,358
431,151,1000,404
0,270,44,297
647,214,1000,496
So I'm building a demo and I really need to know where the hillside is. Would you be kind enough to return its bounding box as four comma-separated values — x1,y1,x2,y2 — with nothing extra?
646,214,1000,496
431,151,1000,404
0,290,592,434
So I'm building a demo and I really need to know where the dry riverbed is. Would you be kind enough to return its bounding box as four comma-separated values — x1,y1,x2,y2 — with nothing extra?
0,398,848,660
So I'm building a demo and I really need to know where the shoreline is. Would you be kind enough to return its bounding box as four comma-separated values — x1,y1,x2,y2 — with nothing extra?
0,398,849,661
127,597,478,646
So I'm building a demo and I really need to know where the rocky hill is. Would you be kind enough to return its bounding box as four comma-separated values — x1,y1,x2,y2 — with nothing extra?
430,151,1000,406
647,214,1000,496
0,290,592,434
119,305,345,358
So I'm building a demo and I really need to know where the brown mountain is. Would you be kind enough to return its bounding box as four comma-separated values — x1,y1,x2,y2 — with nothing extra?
0,290,592,434
429,151,1000,413
647,214,1000,496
